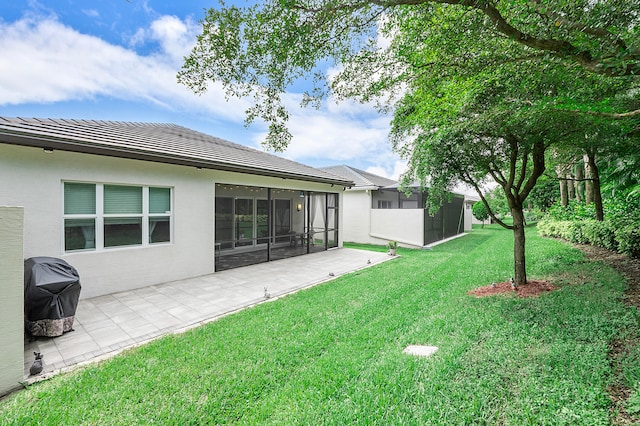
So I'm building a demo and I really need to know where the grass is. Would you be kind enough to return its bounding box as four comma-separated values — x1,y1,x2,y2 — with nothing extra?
2,225,638,425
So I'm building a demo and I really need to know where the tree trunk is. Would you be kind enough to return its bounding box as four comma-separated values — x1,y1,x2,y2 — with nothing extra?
557,167,568,206
567,173,575,200
575,162,584,202
584,155,594,204
511,206,527,286
586,152,604,221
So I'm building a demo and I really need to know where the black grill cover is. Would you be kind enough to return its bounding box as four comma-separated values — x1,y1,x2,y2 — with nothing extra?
24,257,81,322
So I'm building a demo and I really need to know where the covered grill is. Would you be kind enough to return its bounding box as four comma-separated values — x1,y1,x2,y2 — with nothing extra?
24,257,81,337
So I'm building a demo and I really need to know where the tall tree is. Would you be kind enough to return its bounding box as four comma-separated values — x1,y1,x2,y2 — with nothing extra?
388,53,585,284
179,0,640,150
551,119,636,220
179,1,639,284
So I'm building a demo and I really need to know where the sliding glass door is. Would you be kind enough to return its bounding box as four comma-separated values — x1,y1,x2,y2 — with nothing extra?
215,184,339,271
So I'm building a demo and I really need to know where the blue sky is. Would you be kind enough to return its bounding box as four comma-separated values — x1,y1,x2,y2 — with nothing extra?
0,0,406,178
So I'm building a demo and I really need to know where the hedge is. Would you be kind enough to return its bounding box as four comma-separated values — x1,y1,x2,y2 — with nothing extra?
538,218,640,258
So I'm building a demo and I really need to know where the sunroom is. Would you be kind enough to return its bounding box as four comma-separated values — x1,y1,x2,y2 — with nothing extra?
215,184,339,271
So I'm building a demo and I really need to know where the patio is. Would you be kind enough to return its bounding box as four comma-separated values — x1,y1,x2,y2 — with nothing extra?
23,247,395,381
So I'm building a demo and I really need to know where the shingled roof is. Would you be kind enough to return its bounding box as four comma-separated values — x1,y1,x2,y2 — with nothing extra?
320,165,396,188
0,117,353,186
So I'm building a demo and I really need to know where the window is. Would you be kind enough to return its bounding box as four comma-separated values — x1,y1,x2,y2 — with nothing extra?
149,187,171,244
63,182,172,252
377,200,392,209
64,183,96,251
104,185,142,247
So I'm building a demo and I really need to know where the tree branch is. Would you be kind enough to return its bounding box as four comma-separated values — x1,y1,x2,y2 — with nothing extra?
520,140,547,202
529,0,628,51
505,134,518,193
558,108,640,119
462,172,513,230
294,0,638,76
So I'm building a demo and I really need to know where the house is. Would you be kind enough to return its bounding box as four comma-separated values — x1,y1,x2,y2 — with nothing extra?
0,117,353,299
320,165,479,248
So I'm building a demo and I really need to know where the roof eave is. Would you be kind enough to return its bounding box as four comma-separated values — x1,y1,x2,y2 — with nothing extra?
0,132,354,187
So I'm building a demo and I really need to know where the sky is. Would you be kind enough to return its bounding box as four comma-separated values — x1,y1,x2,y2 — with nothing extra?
0,0,407,179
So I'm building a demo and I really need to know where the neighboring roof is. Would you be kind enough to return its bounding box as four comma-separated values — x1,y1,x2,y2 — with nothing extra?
383,181,480,198
320,165,396,189
0,117,352,187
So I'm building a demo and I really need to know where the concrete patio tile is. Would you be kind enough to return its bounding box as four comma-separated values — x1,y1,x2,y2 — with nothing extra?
57,340,100,360
141,314,182,331
87,325,129,349
119,320,160,337
122,299,157,312
23,248,396,381
142,293,174,305
109,311,145,324
77,309,111,323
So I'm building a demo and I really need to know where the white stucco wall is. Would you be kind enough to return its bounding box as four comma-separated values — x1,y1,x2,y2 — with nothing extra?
370,209,424,248
341,190,373,244
464,201,474,231
0,144,342,298
0,207,24,396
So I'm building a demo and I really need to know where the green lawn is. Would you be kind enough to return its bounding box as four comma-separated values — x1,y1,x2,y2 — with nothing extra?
2,225,638,425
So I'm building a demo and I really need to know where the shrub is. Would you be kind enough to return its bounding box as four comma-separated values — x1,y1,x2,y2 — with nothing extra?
539,196,640,258
537,218,570,240
583,220,617,251
539,218,639,259
616,225,640,258
569,220,587,244
546,200,597,221
472,202,489,225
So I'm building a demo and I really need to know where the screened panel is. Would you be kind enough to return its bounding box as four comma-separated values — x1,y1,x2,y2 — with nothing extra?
235,198,254,247
326,193,338,248
400,191,419,209
257,199,269,244
443,196,464,239
215,197,234,249
64,183,96,215
424,209,444,245
149,187,171,214
104,185,142,214
371,190,397,209
274,199,291,242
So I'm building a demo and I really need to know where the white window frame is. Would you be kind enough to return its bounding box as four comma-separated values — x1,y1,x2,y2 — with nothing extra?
62,182,172,253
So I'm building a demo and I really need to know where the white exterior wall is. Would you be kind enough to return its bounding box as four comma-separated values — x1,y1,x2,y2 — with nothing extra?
0,144,342,299
341,190,373,243
370,209,424,248
0,207,24,396
464,201,474,231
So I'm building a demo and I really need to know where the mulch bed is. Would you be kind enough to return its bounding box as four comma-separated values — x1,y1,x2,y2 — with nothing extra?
467,279,556,298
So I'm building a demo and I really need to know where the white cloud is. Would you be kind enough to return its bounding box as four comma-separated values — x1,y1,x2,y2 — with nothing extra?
0,14,250,121
150,15,193,60
82,9,99,18
0,11,404,173
128,15,200,63
366,160,408,181
250,91,398,167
